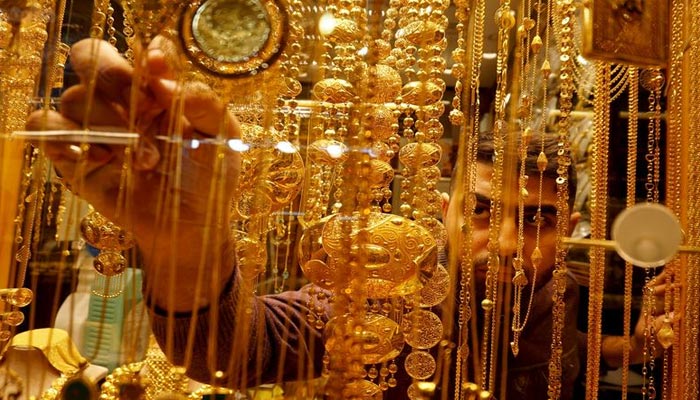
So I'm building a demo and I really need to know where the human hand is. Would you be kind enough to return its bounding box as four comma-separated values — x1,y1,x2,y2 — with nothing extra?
26,38,241,310
630,269,680,363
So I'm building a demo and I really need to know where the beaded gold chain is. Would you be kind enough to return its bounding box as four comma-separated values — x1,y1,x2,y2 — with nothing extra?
547,1,575,397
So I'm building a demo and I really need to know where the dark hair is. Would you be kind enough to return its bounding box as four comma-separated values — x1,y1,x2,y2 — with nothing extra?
456,130,577,210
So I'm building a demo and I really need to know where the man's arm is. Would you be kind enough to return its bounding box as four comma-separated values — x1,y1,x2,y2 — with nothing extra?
26,38,239,312
149,278,328,386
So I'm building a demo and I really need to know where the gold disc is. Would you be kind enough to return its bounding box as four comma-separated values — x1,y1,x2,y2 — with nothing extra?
404,351,436,380
180,0,287,76
401,310,443,349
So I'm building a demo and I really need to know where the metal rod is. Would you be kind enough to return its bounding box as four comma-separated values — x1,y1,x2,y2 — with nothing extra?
562,237,700,253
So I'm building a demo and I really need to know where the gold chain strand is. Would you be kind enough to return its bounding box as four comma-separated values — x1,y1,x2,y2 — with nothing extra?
105,1,117,47
547,0,575,397
621,67,639,400
468,0,486,387
585,61,610,400
450,0,478,397
651,74,663,399
12,146,36,288
683,13,698,396
623,66,639,397
665,2,685,398
510,0,533,357
641,273,657,400
450,0,467,394
122,5,135,63
660,270,674,400
481,1,515,392
452,0,487,394
639,68,665,400
684,0,700,395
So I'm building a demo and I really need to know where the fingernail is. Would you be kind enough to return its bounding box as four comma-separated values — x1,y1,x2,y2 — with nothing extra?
134,139,161,171
148,48,165,58
158,78,178,94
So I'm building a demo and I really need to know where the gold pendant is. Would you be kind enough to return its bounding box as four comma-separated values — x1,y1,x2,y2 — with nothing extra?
180,0,287,76
656,320,675,349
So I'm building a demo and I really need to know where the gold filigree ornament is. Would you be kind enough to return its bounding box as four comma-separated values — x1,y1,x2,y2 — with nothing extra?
324,313,404,365
99,362,148,399
180,0,288,77
341,379,383,400
80,210,135,277
233,124,304,220
298,212,437,298
404,350,436,380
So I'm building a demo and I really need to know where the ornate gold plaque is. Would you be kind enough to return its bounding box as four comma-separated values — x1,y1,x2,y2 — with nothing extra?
582,0,668,67
180,0,287,76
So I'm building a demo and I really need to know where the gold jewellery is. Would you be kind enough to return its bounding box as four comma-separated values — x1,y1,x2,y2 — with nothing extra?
180,0,288,76
80,209,135,277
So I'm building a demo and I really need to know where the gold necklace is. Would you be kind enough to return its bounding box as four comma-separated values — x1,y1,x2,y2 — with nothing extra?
585,61,610,400
639,68,665,400
683,0,700,398
621,66,639,400
665,1,684,397
451,0,485,397
481,3,516,392
547,1,575,397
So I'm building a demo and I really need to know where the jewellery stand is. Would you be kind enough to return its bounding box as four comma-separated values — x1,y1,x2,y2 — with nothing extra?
564,203,700,267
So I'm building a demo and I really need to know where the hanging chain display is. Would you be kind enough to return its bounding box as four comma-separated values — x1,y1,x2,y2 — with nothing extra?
2,0,699,399
585,61,610,400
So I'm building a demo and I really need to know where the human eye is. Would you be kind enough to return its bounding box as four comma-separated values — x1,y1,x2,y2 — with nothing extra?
524,210,556,228
473,201,491,220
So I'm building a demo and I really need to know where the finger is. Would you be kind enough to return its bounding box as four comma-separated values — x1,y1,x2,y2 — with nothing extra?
648,268,670,286
60,84,128,128
70,38,133,106
146,36,181,80
26,110,118,178
26,109,81,132
149,78,241,140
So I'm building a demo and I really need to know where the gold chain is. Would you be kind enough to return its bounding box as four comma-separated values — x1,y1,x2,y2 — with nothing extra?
450,0,478,397
547,0,575,397
585,61,610,400
481,2,515,392
686,12,700,393
665,1,684,398
621,67,638,400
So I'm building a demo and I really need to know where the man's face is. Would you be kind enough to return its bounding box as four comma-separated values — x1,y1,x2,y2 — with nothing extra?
442,162,579,289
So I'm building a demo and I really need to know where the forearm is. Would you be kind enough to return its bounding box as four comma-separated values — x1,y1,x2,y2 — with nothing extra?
601,335,646,369
137,217,235,312
148,274,263,385
148,281,327,387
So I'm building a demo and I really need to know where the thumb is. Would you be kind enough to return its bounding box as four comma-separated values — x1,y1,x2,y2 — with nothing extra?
148,78,241,140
